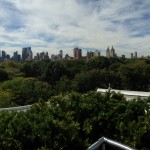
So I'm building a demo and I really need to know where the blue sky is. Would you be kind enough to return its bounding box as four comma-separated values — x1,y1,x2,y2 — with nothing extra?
0,0,150,57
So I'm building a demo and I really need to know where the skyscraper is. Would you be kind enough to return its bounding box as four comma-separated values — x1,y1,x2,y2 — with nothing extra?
131,53,133,58
106,46,116,58
87,51,94,59
94,50,100,57
106,47,110,58
73,48,82,59
59,50,63,59
134,51,137,58
110,46,115,57
13,51,19,61
22,47,33,60
2,50,6,59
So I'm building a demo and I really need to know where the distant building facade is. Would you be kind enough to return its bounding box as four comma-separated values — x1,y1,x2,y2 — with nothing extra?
94,50,101,57
130,51,138,58
87,51,94,59
122,55,125,59
51,50,63,61
73,48,82,59
106,46,116,58
131,53,133,58
59,50,63,59
106,47,111,58
34,52,49,60
22,47,33,61
64,54,72,60
134,51,137,58
2,50,6,59
87,50,100,59
13,51,21,61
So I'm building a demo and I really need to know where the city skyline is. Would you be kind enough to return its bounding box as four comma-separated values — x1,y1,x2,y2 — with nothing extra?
0,0,150,57
0,47,142,62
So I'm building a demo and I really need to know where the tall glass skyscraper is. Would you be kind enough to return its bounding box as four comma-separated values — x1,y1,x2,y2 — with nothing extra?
22,47,33,60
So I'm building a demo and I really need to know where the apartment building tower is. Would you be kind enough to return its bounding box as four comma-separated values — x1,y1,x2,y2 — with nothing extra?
106,46,116,58
73,48,82,59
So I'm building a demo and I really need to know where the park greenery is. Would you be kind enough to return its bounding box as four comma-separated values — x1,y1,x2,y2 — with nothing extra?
0,57,150,149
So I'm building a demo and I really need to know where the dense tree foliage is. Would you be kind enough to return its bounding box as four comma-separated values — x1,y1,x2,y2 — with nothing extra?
0,57,150,149
0,61,24,78
0,77,53,106
21,60,69,86
0,57,150,104
0,90,16,108
20,57,150,92
0,92,150,149
0,69,9,82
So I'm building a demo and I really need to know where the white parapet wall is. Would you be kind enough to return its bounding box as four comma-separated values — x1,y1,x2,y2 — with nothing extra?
0,105,31,112
97,88,150,100
0,102,49,112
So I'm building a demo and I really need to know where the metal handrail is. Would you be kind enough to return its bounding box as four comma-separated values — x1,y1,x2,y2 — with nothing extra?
87,137,137,150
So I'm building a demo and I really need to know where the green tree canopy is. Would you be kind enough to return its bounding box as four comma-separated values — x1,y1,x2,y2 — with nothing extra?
0,77,53,105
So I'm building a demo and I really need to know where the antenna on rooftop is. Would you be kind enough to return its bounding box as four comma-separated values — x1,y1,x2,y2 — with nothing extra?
108,83,111,92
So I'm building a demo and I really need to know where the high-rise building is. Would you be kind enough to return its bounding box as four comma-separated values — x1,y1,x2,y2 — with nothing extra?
134,51,137,58
122,55,125,59
45,52,49,59
73,48,82,59
87,50,100,59
64,54,72,60
22,47,32,60
110,46,115,57
59,50,63,59
94,50,101,57
13,51,18,61
131,53,133,58
6,54,10,60
106,47,110,58
34,52,49,60
2,50,6,59
106,46,116,58
87,51,94,59
0,50,1,58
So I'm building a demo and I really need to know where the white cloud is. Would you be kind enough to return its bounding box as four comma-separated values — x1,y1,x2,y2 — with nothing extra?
0,0,150,57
